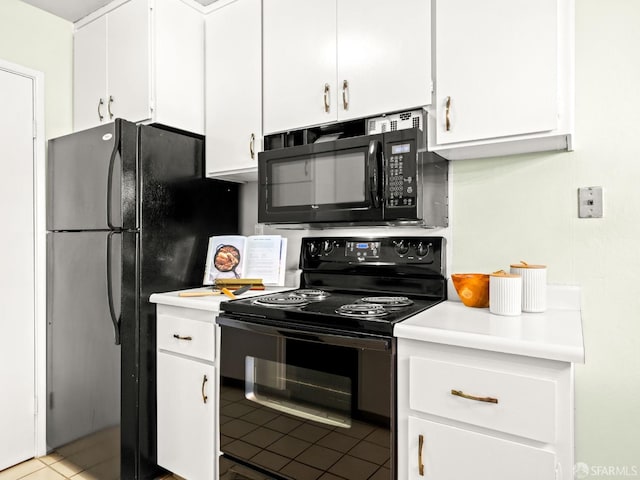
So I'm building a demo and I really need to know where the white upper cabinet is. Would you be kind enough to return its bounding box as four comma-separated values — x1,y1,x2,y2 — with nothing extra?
263,0,337,134
73,16,108,132
263,0,432,134
205,0,262,182
106,0,151,126
73,0,204,134
429,0,573,159
337,0,431,122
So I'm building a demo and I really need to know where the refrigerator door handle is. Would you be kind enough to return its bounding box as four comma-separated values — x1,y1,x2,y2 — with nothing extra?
107,231,121,345
106,121,121,230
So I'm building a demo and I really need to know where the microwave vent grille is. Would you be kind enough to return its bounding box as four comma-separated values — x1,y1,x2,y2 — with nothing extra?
367,110,423,135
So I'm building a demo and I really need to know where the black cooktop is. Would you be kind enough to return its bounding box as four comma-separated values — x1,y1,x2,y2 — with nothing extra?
218,236,447,336
220,289,442,336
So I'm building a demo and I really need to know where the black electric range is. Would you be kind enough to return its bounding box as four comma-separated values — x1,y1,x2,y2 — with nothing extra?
216,236,446,480
220,236,447,337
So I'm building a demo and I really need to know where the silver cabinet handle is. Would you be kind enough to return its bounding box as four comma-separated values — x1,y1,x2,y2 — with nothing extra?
201,374,208,404
323,83,330,113
108,95,114,119
445,96,451,131
451,389,498,404
342,80,349,110
250,133,255,160
98,98,105,121
418,434,425,476
173,334,192,341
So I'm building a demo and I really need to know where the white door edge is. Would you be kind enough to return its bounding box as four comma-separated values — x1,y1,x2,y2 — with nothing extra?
0,58,47,458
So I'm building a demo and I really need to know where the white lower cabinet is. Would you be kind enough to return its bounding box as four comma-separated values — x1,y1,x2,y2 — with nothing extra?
156,304,217,480
408,417,556,480
398,340,574,480
157,353,215,480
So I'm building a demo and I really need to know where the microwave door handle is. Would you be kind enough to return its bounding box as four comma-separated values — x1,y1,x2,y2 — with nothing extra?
368,140,382,208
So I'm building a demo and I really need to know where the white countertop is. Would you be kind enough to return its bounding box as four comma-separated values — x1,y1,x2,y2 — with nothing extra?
394,285,585,364
149,286,292,312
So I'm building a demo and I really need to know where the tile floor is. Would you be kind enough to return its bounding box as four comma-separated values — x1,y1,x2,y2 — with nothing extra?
0,456,183,480
0,425,183,480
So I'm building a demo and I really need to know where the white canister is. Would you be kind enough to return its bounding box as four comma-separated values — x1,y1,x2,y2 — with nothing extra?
489,272,522,316
510,262,547,313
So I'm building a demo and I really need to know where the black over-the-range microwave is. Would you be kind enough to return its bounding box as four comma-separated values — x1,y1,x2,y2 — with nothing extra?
258,111,449,227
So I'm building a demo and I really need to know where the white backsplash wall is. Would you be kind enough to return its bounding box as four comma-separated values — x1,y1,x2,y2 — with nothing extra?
239,181,452,286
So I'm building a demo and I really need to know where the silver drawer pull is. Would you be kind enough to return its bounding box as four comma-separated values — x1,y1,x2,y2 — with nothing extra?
451,389,498,404
173,334,193,341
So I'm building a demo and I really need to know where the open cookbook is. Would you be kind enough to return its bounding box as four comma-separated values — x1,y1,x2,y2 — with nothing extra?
202,235,288,286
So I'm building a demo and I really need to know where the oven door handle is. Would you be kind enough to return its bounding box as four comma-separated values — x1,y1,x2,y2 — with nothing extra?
216,316,392,352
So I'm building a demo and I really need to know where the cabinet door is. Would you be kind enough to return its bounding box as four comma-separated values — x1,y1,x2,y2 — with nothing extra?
74,16,107,131
107,0,151,123
157,353,215,480
206,0,262,176
434,0,558,145
337,0,431,121
407,417,556,480
263,0,337,134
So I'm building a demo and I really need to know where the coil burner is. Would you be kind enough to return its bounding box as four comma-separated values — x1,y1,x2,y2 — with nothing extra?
253,294,309,308
336,303,389,318
291,289,330,301
360,296,414,308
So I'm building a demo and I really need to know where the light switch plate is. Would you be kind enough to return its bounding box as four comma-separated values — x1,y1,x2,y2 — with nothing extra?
578,186,603,218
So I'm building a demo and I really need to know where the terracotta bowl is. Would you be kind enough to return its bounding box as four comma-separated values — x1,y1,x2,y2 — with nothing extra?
451,273,490,308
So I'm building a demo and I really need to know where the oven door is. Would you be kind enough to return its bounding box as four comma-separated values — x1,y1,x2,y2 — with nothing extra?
217,317,395,480
258,134,384,224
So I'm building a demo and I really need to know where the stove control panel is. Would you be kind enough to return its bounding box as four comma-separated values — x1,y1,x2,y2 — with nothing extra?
302,236,445,273
345,241,381,259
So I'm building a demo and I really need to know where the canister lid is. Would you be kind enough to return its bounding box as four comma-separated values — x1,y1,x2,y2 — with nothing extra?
510,261,546,269
490,270,520,278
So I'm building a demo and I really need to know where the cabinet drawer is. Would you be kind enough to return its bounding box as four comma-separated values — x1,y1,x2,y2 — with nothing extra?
157,314,215,362
409,357,556,443
407,416,556,480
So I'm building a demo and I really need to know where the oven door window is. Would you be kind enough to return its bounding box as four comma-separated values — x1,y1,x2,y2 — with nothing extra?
246,356,352,429
269,150,366,208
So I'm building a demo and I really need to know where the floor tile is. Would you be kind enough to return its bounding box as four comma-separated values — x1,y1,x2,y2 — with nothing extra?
20,468,65,480
329,455,379,480
0,459,46,480
243,427,284,449
279,461,323,480
266,435,311,459
36,455,63,466
49,459,83,477
295,445,342,471
347,440,389,465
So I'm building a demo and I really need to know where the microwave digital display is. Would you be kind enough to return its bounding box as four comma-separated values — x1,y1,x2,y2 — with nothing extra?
391,143,411,154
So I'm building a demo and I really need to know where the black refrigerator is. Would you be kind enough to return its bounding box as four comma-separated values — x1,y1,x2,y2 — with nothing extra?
46,119,238,480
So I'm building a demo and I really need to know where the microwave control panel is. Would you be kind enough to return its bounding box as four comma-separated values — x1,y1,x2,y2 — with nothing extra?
385,139,417,209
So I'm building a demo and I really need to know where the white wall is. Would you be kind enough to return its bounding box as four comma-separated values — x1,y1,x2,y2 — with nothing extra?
451,0,640,473
0,0,73,139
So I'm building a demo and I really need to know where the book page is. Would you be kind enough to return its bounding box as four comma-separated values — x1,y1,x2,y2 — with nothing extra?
243,235,286,286
202,235,246,284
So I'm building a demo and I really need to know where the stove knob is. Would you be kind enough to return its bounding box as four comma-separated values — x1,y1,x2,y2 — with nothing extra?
308,241,320,256
322,240,334,254
394,240,409,256
416,242,431,257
